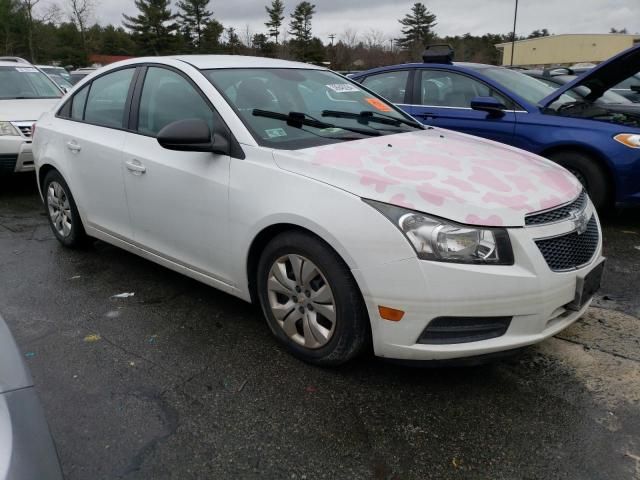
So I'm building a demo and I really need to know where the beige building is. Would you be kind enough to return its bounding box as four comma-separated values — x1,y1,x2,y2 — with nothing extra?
496,33,640,67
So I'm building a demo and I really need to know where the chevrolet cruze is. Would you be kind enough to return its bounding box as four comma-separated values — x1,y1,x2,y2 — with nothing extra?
32,56,604,366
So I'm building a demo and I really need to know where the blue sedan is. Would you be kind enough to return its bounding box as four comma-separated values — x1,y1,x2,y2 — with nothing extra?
351,45,640,209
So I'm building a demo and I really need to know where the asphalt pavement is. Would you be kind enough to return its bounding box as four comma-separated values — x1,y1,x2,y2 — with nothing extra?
1,174,639,480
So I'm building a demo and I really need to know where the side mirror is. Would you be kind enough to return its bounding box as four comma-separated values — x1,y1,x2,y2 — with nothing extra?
630,85,640,93
157,118,230,155
470,96,507,118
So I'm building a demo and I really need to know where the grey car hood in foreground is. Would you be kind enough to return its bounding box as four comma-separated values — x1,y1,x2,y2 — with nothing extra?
541,43,640,106
0,315,63,480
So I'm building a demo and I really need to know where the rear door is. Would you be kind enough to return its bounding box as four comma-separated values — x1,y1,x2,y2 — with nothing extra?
121,65,233,283
53,67,137,239
407,68,517,145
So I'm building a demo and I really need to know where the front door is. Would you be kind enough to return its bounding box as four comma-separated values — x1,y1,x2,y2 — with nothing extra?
121,66,232,283
408,69,517,146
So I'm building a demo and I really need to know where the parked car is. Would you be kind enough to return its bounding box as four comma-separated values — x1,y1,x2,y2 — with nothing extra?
36,65,73,91
571,65,640,103
523,69,634,106
0,58,63,174
0,314,64,480
351,44,640,210
69,67,96,84
33,55,604,366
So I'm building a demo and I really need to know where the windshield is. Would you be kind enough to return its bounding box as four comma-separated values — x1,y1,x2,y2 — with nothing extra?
472,66,575,105
47,73,73,89
202,68,421,149
0,66,61,99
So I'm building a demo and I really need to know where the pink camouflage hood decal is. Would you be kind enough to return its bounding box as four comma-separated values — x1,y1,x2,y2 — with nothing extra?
273,129,582,227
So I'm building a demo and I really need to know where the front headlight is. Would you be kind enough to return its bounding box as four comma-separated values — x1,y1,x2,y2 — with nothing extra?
613,133,640,148
0,121,20,137
365,199,514,265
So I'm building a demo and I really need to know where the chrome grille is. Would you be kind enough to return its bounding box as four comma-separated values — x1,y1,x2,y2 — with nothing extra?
525,190,588,226
535,216,599,271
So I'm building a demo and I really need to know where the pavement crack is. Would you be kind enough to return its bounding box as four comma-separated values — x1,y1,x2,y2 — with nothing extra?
97,332,179,379
556,335,640,363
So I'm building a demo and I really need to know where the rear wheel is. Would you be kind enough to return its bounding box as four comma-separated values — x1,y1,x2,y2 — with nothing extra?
546,151,610,210
43,170,88,248
256,231,369,366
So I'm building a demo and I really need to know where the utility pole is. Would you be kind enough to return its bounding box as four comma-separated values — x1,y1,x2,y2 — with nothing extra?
510,0,518,66
390,38,394,52
328,34,336,46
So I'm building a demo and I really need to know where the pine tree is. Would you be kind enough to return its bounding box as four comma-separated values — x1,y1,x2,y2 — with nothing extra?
177,0,212,49
122,0,177,55
397,2,437,51
288,1,315,60
265,0,284,45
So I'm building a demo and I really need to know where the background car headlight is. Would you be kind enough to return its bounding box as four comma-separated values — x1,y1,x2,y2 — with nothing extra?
365,199,514,265
0,121,20,136
614,133,640,148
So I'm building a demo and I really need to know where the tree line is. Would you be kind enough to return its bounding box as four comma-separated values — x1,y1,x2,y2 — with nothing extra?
0,0,592,70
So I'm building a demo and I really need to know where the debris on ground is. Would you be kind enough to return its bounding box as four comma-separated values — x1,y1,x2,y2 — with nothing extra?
111,292,135,299
84,334,101,343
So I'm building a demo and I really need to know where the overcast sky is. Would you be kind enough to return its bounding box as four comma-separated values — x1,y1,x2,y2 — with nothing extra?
50,0,640,43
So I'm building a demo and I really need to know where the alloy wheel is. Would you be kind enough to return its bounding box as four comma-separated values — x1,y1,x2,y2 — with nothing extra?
266,254,336,349
47,181,72,238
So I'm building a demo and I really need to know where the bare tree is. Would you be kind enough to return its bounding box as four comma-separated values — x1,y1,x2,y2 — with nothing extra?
19,0,59,61
340,28,359,48
68,0,93,54
242,23,253,48
363,28,385,49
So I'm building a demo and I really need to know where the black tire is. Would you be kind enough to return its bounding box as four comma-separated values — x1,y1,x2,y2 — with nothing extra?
42,170,88,248
256,230,369,366
546,151,610,210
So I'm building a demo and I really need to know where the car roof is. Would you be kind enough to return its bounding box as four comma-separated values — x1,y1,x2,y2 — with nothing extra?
353,61,500,77
0,61,33,67
155,55,324,70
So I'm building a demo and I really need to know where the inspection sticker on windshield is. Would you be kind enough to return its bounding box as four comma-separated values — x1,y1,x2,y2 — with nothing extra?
326,84,360,93
365,97,393,112
265,128,287,138
16,67,38,73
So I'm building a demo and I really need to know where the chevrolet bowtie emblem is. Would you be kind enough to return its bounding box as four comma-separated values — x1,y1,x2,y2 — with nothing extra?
568,208,589,235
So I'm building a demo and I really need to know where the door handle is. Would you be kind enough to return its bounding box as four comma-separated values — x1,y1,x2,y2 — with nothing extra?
125,160,146,175
416,112,437,119
66,141,81,153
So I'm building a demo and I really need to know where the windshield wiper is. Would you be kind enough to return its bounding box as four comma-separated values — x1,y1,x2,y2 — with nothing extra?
252,109,381,137
322,110,423,129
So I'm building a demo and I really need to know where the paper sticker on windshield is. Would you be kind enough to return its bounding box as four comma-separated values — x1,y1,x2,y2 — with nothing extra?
265,128,287,138
326,84,360,93
16,67,38,73
365,97,393,112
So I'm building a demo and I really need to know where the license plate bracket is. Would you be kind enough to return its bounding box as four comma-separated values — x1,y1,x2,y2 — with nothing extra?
566,259,605,311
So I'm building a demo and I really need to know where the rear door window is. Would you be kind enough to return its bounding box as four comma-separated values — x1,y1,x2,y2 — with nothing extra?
361,70,410,103
84,69,135,128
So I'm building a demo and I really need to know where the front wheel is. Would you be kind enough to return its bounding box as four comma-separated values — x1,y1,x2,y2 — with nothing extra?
256,231,369,366
43,170,88,248
546,151,610,210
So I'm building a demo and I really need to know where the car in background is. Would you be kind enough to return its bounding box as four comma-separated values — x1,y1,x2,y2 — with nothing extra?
0,314,64,479
523,69,637,106
33,55,604,366
571,65,640,103
351,44,640,209
36,65,73,91
0,58,63,174
69,67,97,84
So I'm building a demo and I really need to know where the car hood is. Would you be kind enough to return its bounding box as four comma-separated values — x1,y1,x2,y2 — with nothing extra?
541,44,640,106
0,315,32,394
0,98,59,122
273,129,582,227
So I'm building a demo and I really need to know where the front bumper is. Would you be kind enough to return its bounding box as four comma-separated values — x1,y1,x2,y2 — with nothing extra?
352,207,604,361
0,137,35,174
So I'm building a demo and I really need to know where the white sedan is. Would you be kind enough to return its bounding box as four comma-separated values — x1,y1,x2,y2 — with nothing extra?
32,56,604,366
